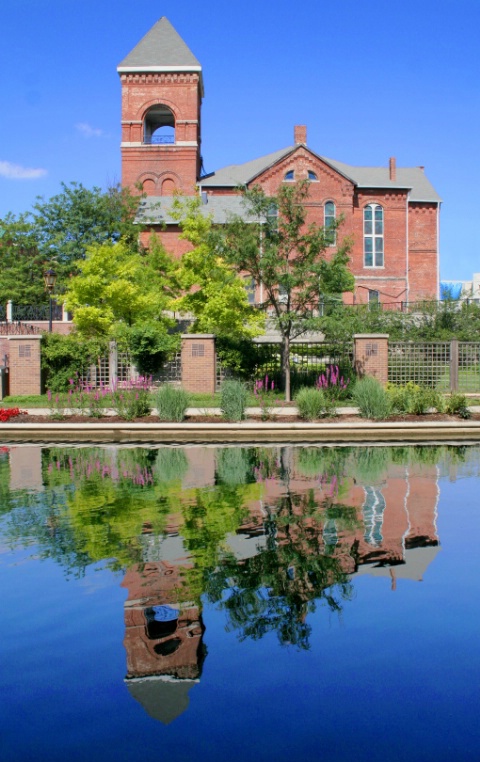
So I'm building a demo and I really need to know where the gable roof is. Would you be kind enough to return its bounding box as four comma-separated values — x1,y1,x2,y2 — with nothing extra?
201,145,441,203
117,17,201,73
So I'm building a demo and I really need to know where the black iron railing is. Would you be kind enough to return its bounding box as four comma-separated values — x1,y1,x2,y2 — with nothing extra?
12,303,63,322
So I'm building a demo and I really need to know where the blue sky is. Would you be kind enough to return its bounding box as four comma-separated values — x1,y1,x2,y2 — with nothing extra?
0,0,478,281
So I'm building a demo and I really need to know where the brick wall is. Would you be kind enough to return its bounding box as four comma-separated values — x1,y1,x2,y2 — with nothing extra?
181,334,216,394
354,334,389,384
7,336,43,396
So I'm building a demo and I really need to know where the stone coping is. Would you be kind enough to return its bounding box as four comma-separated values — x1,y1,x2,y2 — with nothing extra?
0,420,479,444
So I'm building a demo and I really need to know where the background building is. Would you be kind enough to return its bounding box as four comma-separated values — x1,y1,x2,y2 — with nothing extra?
118,17,441,306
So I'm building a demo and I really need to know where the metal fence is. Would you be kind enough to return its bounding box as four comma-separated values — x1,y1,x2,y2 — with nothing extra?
12,303,63,322
252,341,354,393
388,341,480,392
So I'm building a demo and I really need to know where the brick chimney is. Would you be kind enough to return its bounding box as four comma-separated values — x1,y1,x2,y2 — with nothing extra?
389,157,396,181
294,125,307,145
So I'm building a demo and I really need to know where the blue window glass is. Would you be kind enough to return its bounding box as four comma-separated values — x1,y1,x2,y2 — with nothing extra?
284,170,294,181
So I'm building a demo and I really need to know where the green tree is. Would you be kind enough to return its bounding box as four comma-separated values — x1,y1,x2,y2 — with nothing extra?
222,181,354,400
31,182,142,290
170,195,265,340
64,238,180,373
0,213,47,304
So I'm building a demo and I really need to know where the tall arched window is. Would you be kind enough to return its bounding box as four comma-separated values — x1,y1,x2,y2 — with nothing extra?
324,201,336,245
364,204,384,267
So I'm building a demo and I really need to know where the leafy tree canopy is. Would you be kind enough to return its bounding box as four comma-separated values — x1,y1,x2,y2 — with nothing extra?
31,182,142,290
170,195,265,341
64,238,180,372
0,213,47,305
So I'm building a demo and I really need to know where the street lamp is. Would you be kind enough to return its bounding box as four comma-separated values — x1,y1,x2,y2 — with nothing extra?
43,268,57,333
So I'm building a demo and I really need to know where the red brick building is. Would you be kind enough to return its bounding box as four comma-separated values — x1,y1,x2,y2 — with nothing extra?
118,17,441,306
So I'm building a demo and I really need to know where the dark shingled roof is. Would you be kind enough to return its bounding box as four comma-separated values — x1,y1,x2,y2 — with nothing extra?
118,17,201,71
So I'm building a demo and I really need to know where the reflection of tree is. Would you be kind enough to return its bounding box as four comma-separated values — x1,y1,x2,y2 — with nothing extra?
205,488,356,650
179,479,262,603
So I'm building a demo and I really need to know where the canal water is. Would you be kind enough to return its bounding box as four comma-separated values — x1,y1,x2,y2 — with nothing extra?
1,443,479,761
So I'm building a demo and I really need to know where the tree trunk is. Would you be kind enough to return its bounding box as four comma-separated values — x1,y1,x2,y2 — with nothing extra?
282,335,291,402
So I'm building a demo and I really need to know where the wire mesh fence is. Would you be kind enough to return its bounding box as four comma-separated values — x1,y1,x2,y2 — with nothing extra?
388,341,480,392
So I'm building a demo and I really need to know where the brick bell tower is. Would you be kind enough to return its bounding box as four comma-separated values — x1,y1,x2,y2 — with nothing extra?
117,17,203,196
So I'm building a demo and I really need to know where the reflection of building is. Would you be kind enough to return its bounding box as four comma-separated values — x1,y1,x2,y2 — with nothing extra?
121,530,205,725
240,454,440,586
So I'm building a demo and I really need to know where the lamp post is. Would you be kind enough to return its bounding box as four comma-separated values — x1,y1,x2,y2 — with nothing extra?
43,269,57,333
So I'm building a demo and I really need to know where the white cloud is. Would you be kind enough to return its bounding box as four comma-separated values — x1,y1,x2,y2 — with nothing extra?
76,122,105,138
0,161,47,180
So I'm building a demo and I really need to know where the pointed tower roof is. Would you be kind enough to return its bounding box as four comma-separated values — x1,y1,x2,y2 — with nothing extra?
117,17,201,73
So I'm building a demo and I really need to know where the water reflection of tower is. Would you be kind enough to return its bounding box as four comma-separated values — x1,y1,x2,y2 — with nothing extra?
121,529,206,725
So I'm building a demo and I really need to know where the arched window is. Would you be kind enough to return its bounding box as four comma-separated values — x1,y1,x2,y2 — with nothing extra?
284,170,294,181
308,171,318,181
324,201,336,245
144,105,175,144
364,204,384,267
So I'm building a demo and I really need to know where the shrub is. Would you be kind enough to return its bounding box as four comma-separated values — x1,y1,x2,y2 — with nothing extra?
221,379,248,421
41,333,106,393
155,385,190,422
386,382,443,415
110,377,152,420
316,364,351,402
407,387,443,415
445,392,471,419
295,387,334,421
353,376,391,420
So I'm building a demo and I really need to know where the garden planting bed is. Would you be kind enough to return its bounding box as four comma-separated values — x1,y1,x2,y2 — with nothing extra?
5,412,480,424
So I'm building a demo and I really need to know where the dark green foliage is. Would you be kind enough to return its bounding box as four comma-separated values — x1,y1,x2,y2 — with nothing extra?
128,322,180,376
220,379,248,421
155,385,190,422
31,182,142,291
41,333,106,392
216,336,259,378
353,376,391,420
0,213,49,305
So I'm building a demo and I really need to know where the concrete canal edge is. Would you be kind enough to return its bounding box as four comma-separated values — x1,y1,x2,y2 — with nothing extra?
1,420,480,444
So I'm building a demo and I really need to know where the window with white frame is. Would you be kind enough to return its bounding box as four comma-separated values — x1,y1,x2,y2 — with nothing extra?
324,201,336,245
284,170,294,181
364,204,384,267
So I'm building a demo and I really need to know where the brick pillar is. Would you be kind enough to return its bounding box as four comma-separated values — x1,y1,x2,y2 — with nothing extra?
7,336,43,396
181,334,215,394
354,334,389,385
